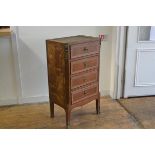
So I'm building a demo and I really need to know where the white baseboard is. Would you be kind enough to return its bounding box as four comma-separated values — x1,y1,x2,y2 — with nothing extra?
21,95,49,104
109,90,115,99
0,98,18,106
0,91,109,106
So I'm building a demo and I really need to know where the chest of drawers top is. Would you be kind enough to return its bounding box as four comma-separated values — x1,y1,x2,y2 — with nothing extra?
48,35,99,44
47,35,100,60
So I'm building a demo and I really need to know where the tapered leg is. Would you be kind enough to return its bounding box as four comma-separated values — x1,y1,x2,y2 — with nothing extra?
96,93,100,114
65,109,71,128
50,101,54,118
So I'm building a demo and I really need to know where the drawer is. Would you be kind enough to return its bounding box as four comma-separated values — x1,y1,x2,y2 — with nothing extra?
70,41,99,59
71,56,98,74
71,84,98,104
71,70,98,89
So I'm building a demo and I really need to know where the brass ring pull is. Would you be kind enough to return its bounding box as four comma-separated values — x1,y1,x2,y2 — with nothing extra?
83,78,86,82
83,47,88,51
83,62,87,68
84,90,87,95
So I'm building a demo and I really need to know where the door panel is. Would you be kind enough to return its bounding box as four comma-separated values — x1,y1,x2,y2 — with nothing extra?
124,26,155,97
135,50,155,86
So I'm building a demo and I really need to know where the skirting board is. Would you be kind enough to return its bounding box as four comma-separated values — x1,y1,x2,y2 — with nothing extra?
20,90,109,104
21,96,49,104
17,92,108,104
0,90,109,106
0,98,18,106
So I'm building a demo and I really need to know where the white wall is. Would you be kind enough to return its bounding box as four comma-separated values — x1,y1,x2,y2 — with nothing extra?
0,26,113,105
99,27,113,96
0,36,17,105
110,27,117,97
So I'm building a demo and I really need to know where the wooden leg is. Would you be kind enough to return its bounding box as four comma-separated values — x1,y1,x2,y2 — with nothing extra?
96,93,100,114
50,101,54,118
65,109,71,129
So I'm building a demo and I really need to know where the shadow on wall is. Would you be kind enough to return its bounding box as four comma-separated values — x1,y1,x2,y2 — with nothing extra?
18,38,49,98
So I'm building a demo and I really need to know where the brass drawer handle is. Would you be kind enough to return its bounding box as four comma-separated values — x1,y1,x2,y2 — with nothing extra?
83,62,87,68
83,90,87,95
83,47,88,52
83,78,87,82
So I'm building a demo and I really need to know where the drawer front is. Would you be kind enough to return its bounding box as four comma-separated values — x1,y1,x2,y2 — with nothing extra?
71,56,98,74
71,70,98,89
71,84,98,104
71,41,99,59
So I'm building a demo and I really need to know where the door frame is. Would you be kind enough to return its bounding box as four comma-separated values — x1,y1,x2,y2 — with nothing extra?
10,26,22,104
112,26,127,99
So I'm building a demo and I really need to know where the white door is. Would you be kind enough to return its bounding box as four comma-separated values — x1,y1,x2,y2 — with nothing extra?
124,26,155,98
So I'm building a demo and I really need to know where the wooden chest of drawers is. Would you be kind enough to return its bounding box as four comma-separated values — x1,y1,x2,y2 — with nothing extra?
46,35,100,128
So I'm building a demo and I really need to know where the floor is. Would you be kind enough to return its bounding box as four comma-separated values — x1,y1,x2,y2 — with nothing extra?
119,96,155,129
0,97,140,129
